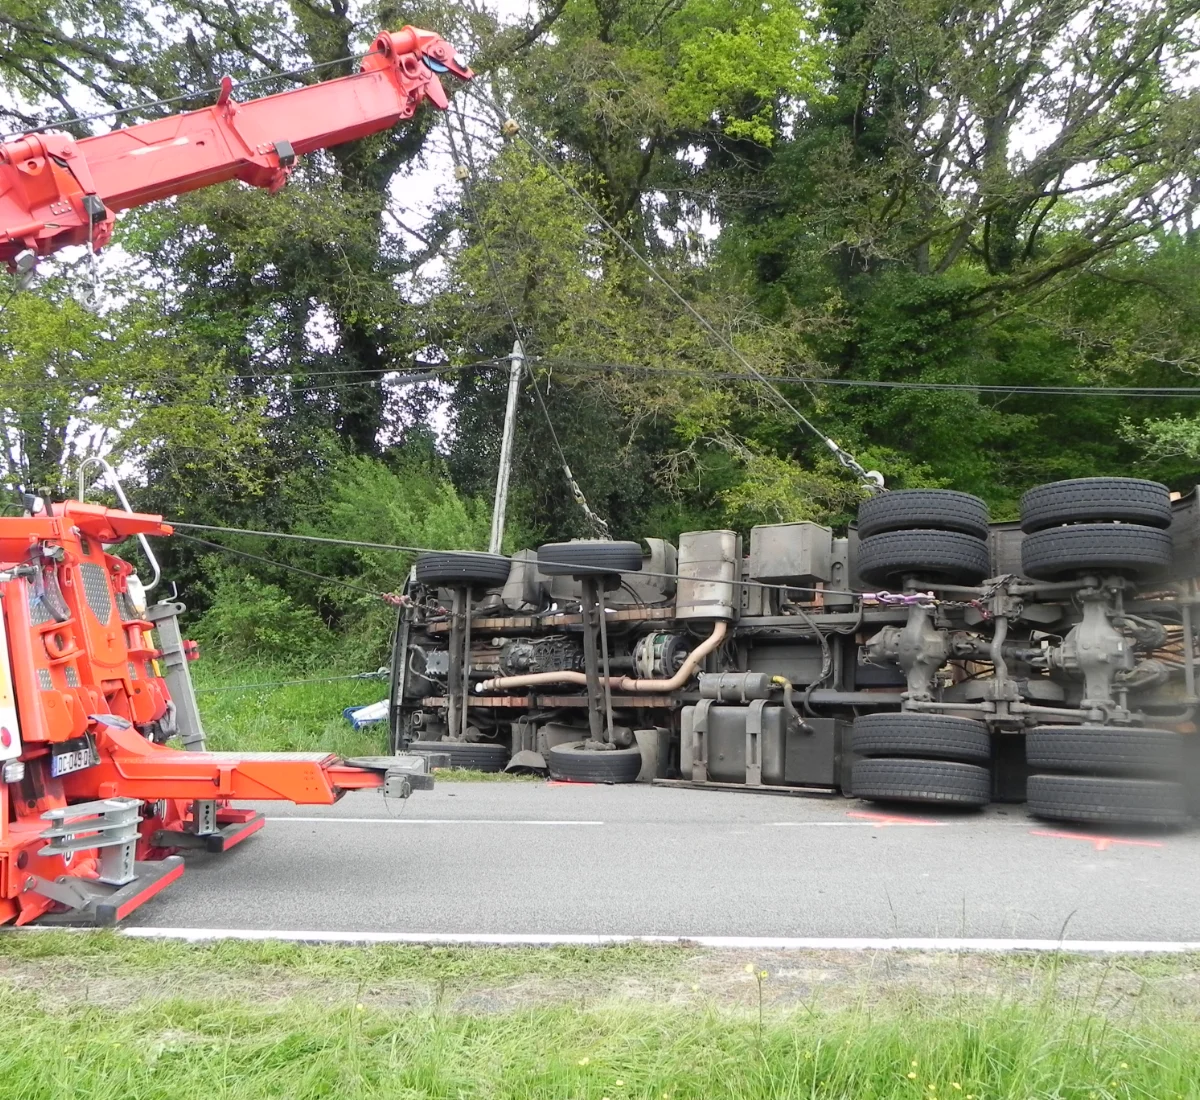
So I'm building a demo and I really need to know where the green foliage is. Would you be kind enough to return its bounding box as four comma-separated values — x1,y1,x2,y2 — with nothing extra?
192,563,335,667
666,0,828,144
0,276,269,495
284,450,494,655
192,662,387,755
1123,414,1200,462
4,0,1200,664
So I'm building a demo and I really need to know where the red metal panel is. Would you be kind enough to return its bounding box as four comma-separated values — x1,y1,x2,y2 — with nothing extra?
0,27,470,264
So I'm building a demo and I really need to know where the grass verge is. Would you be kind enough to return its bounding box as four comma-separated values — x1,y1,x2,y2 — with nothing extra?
193,665,388,756
0,936,1198,1098
431,767,538,782
191,665,535,779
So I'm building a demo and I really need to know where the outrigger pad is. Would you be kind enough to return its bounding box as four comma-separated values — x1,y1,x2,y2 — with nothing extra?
36,857,185,926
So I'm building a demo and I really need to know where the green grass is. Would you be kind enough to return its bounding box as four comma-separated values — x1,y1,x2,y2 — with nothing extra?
1,937,1199,1098
193,664,388,757
431,767,538,782
2,945,1200,1098
189,664,537,779
0,932,680,985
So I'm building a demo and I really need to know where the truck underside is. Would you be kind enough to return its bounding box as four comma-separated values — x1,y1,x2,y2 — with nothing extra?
391,478,1200,826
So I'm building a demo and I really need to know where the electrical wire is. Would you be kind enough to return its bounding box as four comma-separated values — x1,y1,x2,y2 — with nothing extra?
173,532,399,603
0,368,470,419
790,602,834,716
0,359,507,406
172,521,433,554
526,368,611,538
536,359,1200,399
167,519,867,600
461,87,878,489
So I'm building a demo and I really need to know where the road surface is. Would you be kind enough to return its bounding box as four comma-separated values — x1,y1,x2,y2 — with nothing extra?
120,782,1200,945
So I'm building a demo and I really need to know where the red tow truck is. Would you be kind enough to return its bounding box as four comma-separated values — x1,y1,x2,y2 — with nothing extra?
0,26,472,924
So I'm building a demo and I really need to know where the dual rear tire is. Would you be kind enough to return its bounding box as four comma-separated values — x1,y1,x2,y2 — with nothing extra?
851,713,990,808
1025,725,1188,826
856,490,992,587
1018,477,1173,581
856,478,1176,584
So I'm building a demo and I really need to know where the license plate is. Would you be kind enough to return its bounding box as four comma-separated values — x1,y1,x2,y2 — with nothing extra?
50,745,96,777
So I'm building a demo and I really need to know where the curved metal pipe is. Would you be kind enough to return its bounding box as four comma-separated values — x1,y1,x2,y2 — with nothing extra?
478,620,728,694
76,456,162,591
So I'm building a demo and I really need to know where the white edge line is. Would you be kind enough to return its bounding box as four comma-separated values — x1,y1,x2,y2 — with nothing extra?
266,818,605,825
102,929,1200,953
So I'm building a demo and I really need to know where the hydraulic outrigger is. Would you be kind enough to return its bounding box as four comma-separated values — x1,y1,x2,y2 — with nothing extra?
0,495,430,925
0,25,474,923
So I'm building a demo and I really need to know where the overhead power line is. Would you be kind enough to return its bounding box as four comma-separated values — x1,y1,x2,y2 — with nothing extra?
166,520,862,598
4,352,1197,410
534,359,1200,398
460,87,880,490
173,532,401,604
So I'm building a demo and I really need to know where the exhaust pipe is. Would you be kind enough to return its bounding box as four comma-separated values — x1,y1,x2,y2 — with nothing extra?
478,620,728,694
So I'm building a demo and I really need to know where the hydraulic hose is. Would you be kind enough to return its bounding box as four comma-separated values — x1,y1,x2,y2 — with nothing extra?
478,620,728,694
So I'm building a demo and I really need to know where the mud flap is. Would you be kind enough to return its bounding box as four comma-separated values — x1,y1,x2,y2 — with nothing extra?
505,749,547,773
634,727,670,782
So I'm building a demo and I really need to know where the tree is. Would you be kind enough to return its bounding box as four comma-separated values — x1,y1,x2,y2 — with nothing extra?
0,275,266,497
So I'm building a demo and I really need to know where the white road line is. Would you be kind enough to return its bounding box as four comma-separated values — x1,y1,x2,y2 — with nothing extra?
769,822,874,827
113,928,1200,953
265,817,604,826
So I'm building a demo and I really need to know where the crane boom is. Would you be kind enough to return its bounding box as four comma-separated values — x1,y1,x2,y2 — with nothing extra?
0,26,472,267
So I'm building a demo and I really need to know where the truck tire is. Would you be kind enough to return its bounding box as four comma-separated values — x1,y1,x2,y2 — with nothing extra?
548,740,642,783
1026,726,1184,778
852,758,990,807
858,490,990,540
1019,477,1171,533
415,551,511,589
1027,774,1188,826
856,529,990,587
537,540,644,577
407,740,509,772
1020,524,1172,581
852,713,991,764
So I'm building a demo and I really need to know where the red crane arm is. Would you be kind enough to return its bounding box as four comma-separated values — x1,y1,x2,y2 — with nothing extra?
0,26,472,267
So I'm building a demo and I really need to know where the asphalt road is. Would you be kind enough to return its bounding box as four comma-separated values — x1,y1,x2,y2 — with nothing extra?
120,782,1200,943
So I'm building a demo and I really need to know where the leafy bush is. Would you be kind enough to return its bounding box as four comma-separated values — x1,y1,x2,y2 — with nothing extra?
191,565,334,668
278,451,496,658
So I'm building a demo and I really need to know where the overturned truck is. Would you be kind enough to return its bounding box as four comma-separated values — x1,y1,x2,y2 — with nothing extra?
391,477,1200,826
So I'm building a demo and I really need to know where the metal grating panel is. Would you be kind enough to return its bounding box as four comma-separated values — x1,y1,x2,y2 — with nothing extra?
65,667,79,688
77,562,113,625
145,660,157,681
127,662,138,680
116,592,137,622
28,598,53,626
37,669,51,691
